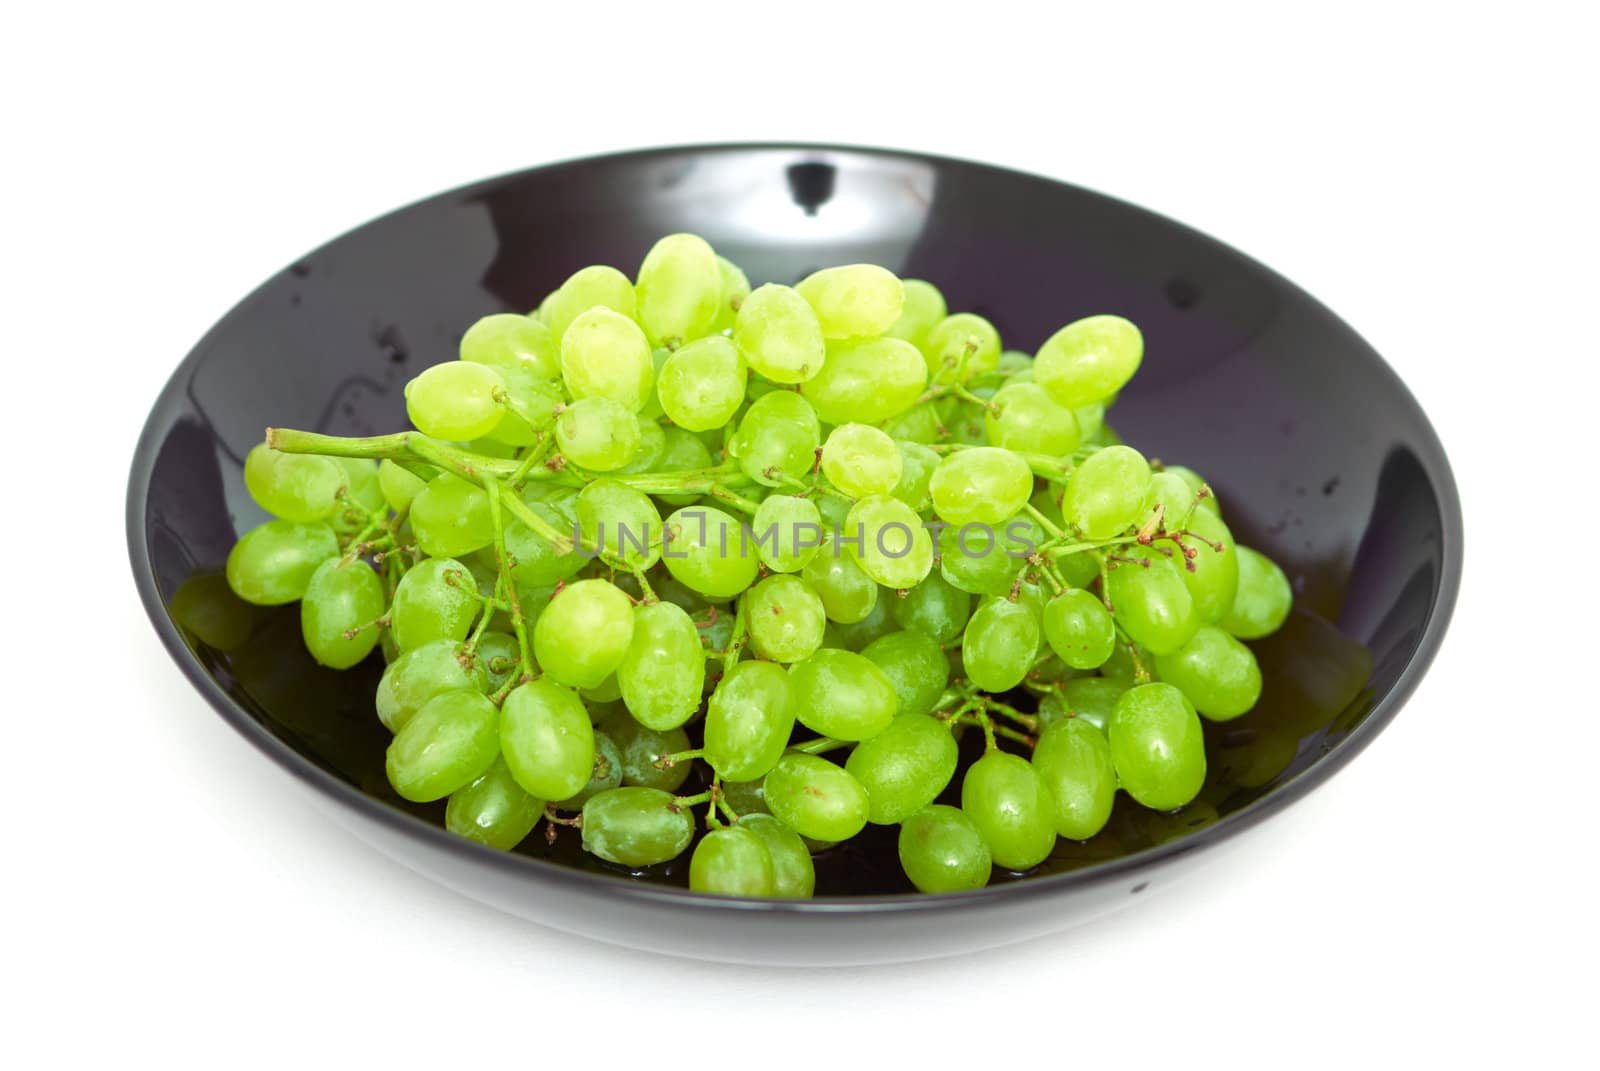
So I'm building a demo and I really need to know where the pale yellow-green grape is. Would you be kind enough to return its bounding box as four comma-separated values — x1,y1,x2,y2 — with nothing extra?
617,601,705,730
386,689,500,802
763,753,870,842
1031,718,1117,840
709,255,752,334
928,447,1034,526
750,495,824,572
554,396,641,471
923,313,1001,384
389,557,481,652
225,519,339,605
560,306,654,412
636,233,722,346
860,629,950,718
704,659,796,781
689,826,775,896
1034,314,1143,408
460,311,561,381
821,423,903,498
300,559,385,669
1106,555,1200,655
581,787,695,867
410,474,494,559
729,389,820,486
1221,545,1293,639
802,539,880,623
1061,445,1153,540
962,597,1041,692
661,506,760,598
1177,508,1239,622
533,579,636,689
844,495,934,589
733,283,827,383
243,442,344,523
541,264,638,345
1107,682,1206,810
375,640,488,733
405,361,507,441
1154,625,1262,721
898,805,991,893
960,751,1055,870
889,441,940,512
446,758,545,851
377,459,431,511
501,678,596,800
884,278,947,349
984,381,1082,456
795,263,905,339
845,713,958,824
577,479,663,570
743,574,827,663
789,647,898,740
656,334,746,431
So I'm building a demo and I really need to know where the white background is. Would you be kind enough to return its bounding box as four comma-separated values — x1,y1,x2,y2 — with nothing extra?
5,2,1596,1065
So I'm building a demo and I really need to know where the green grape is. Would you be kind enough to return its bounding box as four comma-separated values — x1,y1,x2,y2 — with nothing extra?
377,459,432,512
577,479,663,570
1221,546,1293,639
1175,508,1238,622
884,279,947,349
984,382,1082,456
962,597,1041,692
1163,464,1222,516
763,753,870,842
501,678,596,801
1057,549,1100,589
795,263,904,339
446,757,545,851
737,814,814,898
923,313,1001,384
1034,315,1143,408
888,440,940,512
845,494,934,589
170,573,258,650
542,265,638,346
709,255,752,334
656,334,746,431
636,347,671,423
460,311,561,381
1032,719,1116,840
476,631,520,691
814,489,850,529
1107,682,1206,810
1106,555,1200,655
655,427,716,508
404,361,507,441
553,396,638,471
822,593,896,651
938,522,1020,596
898,805,991,893
1037,677,1127,733
1013,573,1051,620
733,283,826,384
582,674,623,704
802,541,879,623
690,826,775,897
410,474,494,559
821,423,902,498
705,659,796,780
1154,625,1262,720
750,494,824,573
960,751,1056,871
789,648,898,740
996,350,1034,378
614,415,668,475
552,732,624,811
881,400,943,444
560,306,654,413
1061,445,1153,540
928,447,1033,527
385,689,500,802
720,778,770,817
504,490,585,586
225,520,338,605
243,443,344,523
608,716,693,792
299,559,385,669
845,713,958,825
1148,470,1196,524
891,571,971,643
389,557,480,652
800,337,928,425
636,233,722,346
1042,588,1116,670
661,506,760,598
743,575,826,664
861,630,950,718
729,389,820,486
337,458,385,513
617,601,706,730
375,639,488,732
1075,402,1108,444
581,787,695,867
533,578,636,689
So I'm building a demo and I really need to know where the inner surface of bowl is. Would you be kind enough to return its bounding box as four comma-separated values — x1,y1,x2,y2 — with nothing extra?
131,145,1458,899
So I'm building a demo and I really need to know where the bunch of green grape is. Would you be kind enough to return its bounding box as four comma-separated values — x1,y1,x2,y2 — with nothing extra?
222,233,1295,897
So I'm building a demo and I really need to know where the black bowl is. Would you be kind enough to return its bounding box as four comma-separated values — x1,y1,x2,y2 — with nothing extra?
127,144,1461,965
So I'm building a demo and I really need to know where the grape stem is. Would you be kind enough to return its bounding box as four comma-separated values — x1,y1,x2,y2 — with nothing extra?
485,473,535,682
721,595,748,679
1112,623,1153,685
982,697,1040,733
792,736,850,755
655,747,705,770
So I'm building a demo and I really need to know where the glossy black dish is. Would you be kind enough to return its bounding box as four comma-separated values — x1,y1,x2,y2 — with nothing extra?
127,144,1461,964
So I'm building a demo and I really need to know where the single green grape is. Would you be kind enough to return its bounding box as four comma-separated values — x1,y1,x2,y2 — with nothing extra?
1036,676,1127,733
552,731,624,811
460,311,561,381
763,753,870,842
1062,445,1153,540
554,396,641,471
636,233,722,346
960,751,1057,871
750,494,824,573
860,630,949,718
928,447,1033,527
689,826,776,897
737,814,815,898
962,597,1041,692
1032,719,1116,840
844,494,934,589
607,716,693,792
720,778,770,817
445,757,546,851
375,639,488,732
389,557,481,652
923,313,1001,384
845,713,959,825
800,337,928,425
377,459,433,512
1171,508,1238,622
560,306,654,413
898,804,992,893
789,647,899,740
617,600,706,730
821,593,896,651
1153,625,1263,720
661,506,760,598
1221,546,1293,639
243,443,344,523
821,423,902,498
743,575,827,663
581,787,695,867
1034,314,1143,408
1106,554,1200,655
542,265,638,345
1042,588,1116,670
533,578,636,689
410,474,494,559
884,279,947,349
656,334,747,431
300,558,385,669
801,540,880,623
728,389,820,486
385,689,500,802
501,678,596,801
795,263,904,339
1107,682,1206,810
405,361,507,441
705,659,796,781
225,519,338,605
890,571,972,643
577,478,663,570
889,440,940,512
984,382,1082,456
733,283,827,384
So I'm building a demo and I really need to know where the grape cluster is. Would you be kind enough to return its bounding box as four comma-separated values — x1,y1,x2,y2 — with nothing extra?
222,233,1295,897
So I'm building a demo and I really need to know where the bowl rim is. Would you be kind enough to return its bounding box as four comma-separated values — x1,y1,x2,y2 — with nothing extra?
126,140,1464,914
